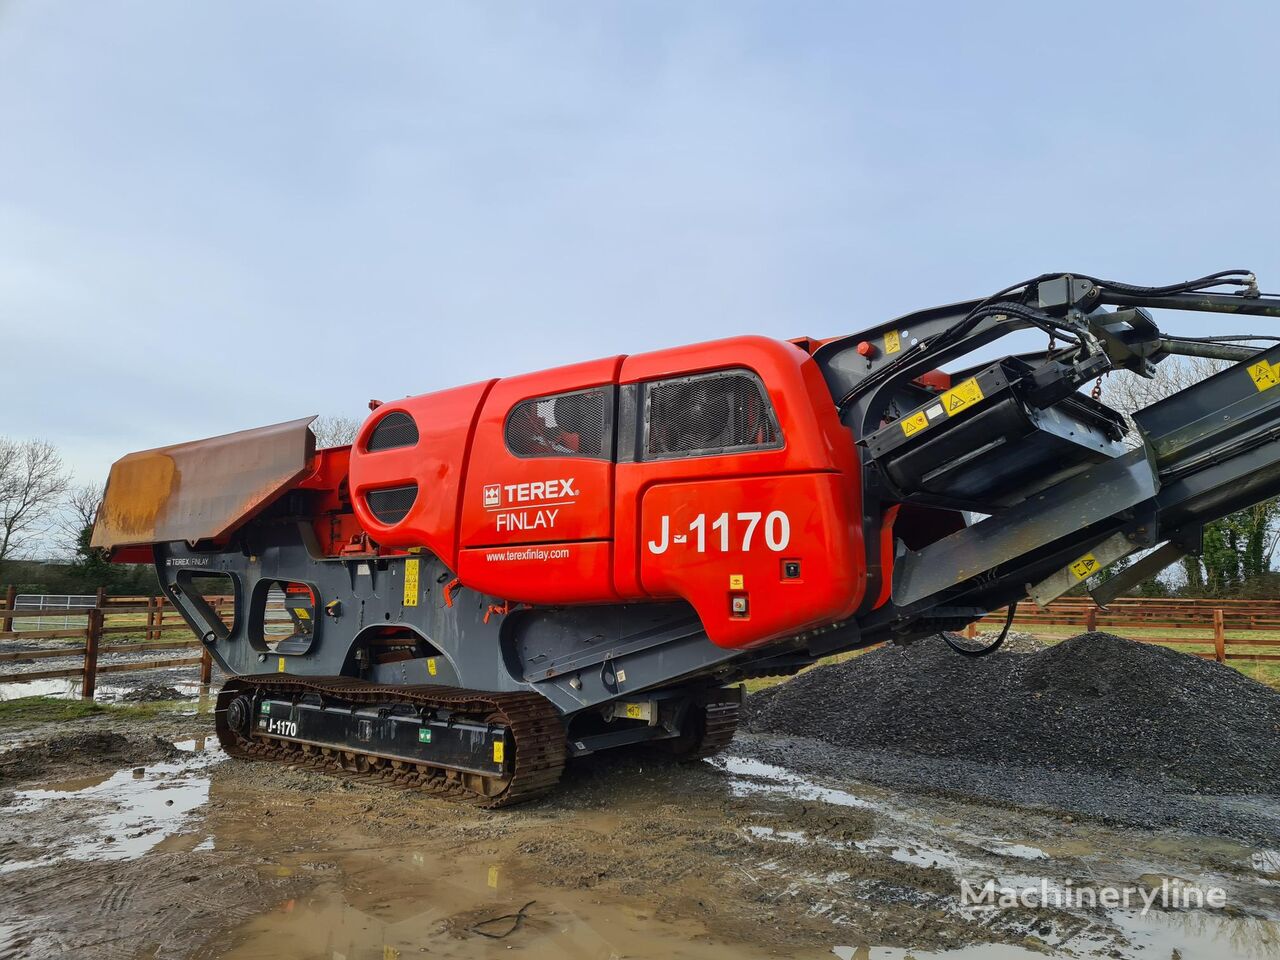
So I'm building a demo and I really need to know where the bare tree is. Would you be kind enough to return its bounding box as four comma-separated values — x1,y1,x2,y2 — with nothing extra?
311,415,361,449
0,438,71,568
58,482,105,557
1102,355,1227,417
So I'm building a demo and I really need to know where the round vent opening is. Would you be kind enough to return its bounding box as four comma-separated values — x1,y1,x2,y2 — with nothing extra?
365,483,419,524
367,411,419,452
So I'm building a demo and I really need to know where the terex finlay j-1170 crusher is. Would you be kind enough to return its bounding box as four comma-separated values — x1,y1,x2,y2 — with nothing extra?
93,269,1280,804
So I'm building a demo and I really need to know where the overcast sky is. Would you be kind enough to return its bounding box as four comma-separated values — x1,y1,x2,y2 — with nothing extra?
2,1,1278,485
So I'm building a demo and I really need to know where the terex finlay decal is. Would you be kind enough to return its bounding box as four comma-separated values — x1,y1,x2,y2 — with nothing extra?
484,478,578,533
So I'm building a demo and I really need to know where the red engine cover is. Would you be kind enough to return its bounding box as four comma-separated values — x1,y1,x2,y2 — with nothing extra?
345,336,866,648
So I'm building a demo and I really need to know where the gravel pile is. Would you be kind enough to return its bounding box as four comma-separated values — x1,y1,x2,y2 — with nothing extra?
743,632,1280,794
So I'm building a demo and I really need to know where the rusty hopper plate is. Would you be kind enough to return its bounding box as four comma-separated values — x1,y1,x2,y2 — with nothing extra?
92,416,317,551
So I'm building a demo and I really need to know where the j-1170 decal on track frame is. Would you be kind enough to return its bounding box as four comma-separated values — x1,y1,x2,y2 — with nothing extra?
647,511,791,555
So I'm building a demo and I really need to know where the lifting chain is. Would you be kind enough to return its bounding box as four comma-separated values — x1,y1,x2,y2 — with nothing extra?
1091,373,1106,401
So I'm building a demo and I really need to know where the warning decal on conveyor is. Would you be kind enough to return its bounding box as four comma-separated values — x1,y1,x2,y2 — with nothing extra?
942,378,984,416
884,330,901,354
1069,553,1100,581
1248,359,1280,392
900,410,929,437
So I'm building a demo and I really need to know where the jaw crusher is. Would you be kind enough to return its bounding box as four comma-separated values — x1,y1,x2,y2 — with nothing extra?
93,269,1280,805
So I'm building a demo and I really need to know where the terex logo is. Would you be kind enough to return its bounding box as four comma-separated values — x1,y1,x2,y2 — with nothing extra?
506,478,577,503
483,478,577,507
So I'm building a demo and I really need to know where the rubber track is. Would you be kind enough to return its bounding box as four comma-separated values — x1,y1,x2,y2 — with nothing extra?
215,676,566,807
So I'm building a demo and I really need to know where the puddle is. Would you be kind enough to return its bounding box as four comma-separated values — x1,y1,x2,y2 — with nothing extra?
1255,849,1280,875
0,742,222,873
218,848,829,960
712,755,880,809
983,842,1048,861
0,678,211,703
36,770,115,793
1109,908,1280,959
833,947,1046,959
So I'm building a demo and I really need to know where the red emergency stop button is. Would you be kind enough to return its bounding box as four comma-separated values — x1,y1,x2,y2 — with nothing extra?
856,341,875,358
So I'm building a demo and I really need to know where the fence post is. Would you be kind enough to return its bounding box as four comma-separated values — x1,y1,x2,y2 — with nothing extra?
1213,608,1226,663
966,621,977,639
1085,605,1097,633
145,596,157,642
1,584,14,634
83,607,103,700
199,645,213,685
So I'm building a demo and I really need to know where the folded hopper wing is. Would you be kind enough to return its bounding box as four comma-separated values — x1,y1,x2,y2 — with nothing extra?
92,416,317,552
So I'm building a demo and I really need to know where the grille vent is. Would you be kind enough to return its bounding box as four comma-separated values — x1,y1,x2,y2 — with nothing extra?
645,370,780,459
505,388,609,459
367,412,419,451
365,483,418,524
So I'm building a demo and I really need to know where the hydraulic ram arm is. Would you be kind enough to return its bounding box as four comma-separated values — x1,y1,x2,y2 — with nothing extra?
815,269,1280,641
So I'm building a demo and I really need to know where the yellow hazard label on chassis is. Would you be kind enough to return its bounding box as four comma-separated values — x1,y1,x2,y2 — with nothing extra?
493,740,505,763
942,377,985,416
624,703,645,719
427,657,437,676
884,330,902,354
729,574,744,589
1069,553,1101,581
901,410,930,437
1248,359,1280,392
277,656,286,673
292,607,310,620
403,557,420,607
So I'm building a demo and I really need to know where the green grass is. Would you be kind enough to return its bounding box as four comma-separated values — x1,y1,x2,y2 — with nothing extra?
0,695,192,727
0,696,108,725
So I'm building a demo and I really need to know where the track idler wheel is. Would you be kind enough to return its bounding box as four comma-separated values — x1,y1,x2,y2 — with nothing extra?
224,693,255,738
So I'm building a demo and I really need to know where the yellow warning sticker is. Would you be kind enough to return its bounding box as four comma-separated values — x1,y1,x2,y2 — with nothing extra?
292,607,310,620
625,703,644,719
493,739,505,764
942,378,985,416
277,656,286,673
403,557,420,607
427,657,438,676
1069,553,1101,581
1248,359,1280,392
884,330,902,354
901,410,930,437
729,574,744,590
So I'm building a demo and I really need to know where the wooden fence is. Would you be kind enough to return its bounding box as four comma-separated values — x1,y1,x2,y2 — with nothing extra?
0,586,216,699
965,596,1280,662
2,590,1277,701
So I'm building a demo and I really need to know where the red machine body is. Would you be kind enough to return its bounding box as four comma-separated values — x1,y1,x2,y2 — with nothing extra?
344,335,864,648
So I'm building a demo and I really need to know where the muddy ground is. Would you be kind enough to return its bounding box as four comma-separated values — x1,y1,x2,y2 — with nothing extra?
0,690,1277,960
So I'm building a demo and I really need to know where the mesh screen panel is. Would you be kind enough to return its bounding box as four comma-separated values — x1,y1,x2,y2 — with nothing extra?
505,388,609,458
644,370,780,458
365,483,418,524
367,411,419,451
